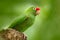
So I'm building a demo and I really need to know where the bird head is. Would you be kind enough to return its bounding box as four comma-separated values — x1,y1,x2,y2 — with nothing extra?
25,7,40,16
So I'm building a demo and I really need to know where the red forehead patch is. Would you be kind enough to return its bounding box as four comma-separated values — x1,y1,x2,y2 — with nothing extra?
35,7,40,11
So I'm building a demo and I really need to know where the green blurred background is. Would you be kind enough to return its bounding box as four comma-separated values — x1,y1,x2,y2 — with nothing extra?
0,0,60,40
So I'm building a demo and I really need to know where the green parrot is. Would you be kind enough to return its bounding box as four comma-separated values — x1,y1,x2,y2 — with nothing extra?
12,7,40,32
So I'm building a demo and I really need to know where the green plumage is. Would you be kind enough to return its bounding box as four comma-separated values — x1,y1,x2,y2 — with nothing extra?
12,7,36,32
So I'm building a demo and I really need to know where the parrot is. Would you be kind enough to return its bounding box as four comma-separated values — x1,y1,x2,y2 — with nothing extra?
12,7,40,32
